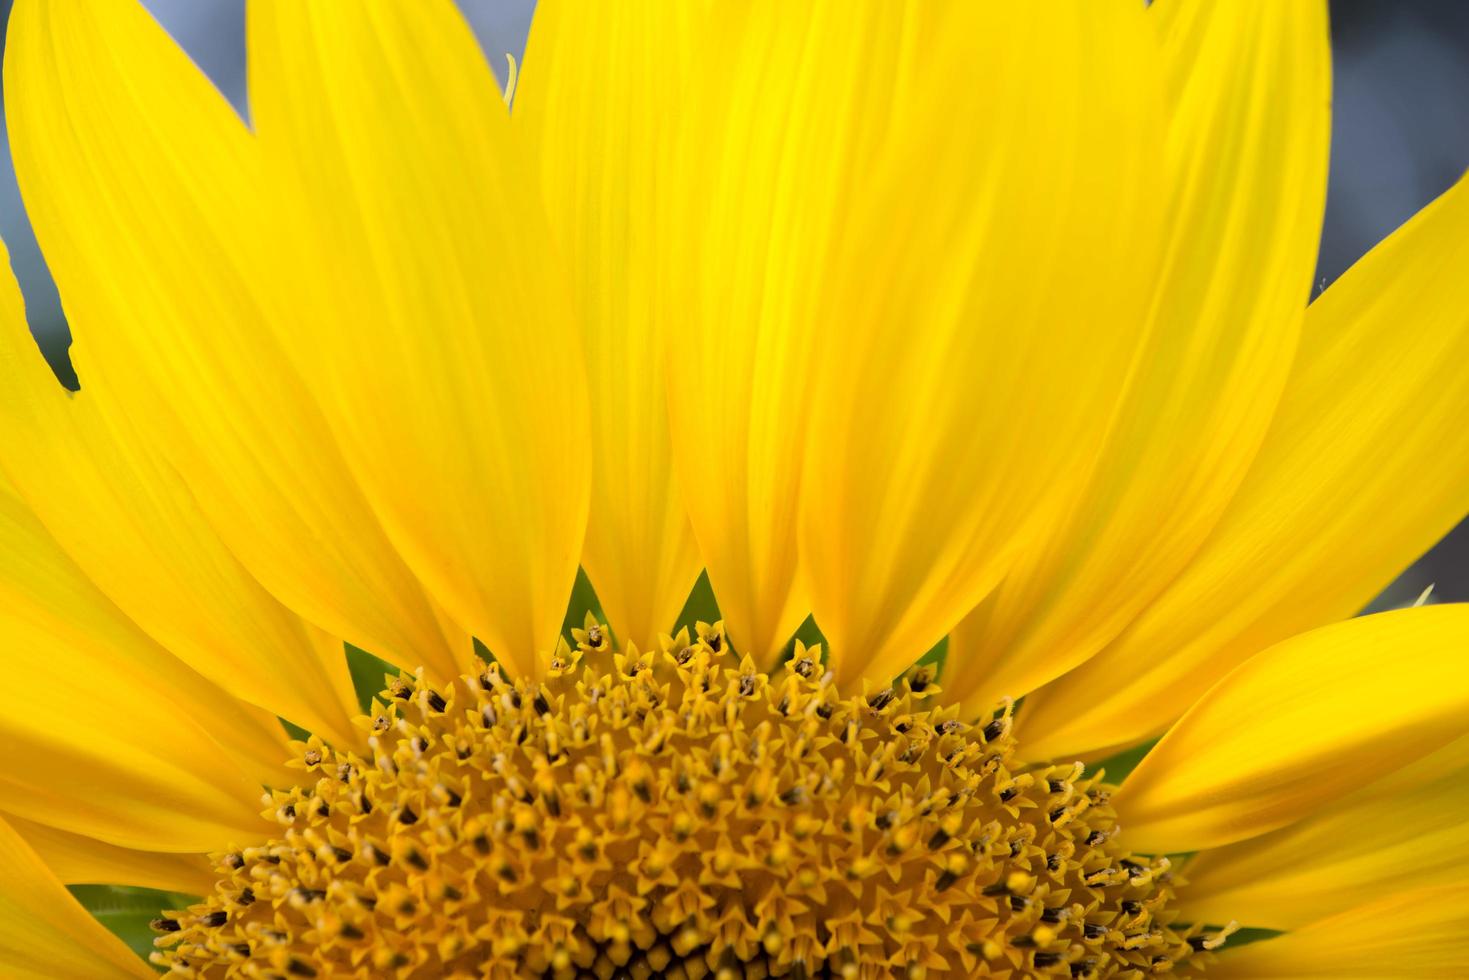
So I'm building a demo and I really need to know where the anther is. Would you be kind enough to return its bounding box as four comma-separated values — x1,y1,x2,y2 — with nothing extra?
780,785,809,806
867,688,896,711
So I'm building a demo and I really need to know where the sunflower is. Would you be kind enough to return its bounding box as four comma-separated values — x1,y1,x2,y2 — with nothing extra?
1,0,1468,977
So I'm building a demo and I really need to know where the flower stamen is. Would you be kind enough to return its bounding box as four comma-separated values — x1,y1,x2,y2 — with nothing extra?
151,620,1231,978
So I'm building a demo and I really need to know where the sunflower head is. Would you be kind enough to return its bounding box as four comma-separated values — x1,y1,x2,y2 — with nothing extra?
2,2,1469,980
148,619,1233,979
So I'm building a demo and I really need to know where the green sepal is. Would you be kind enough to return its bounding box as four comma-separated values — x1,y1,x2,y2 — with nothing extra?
70,883,198,964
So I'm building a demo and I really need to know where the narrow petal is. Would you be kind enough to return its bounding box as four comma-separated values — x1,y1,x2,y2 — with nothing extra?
1022,169,1469,760
945,0,1328,714
793,3,1166,683
0,241,358,744
247,0,590,677
1208,885,1469,979
0,478,273,851
7,814,215,895
4,0,459,679
1112,606,1469,853
513,1,703,647
652,1,934,667
1178,735,1469,930
0,815,153,980
656,0,877,664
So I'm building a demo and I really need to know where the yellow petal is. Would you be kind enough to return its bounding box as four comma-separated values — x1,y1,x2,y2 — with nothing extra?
660,4,1166,670
513,1,703,648
1022,168,1469,760
246,0,589,677
790,3,1165,683
655,0,883,664
944,0,1328,715
6,814,215,895
0,814,153,980
5,0,459,680
1178,735,1469,930
1112,606,1469,853
0,477,273,850
1208,885,1469,979
0,241,358,744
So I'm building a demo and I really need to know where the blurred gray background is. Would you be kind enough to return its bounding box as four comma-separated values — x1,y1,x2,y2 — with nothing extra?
0,0,1463,610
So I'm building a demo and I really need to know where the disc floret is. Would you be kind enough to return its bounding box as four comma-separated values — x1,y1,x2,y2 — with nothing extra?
151,617,1233,978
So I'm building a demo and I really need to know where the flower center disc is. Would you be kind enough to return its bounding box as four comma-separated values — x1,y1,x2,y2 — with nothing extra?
150,622,1231,978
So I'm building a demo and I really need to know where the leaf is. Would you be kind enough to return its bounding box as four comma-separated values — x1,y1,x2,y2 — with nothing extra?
672,569,721,639
1090,737,1160,784
560,565,608,643
345,642,401,712
69,883,197,965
